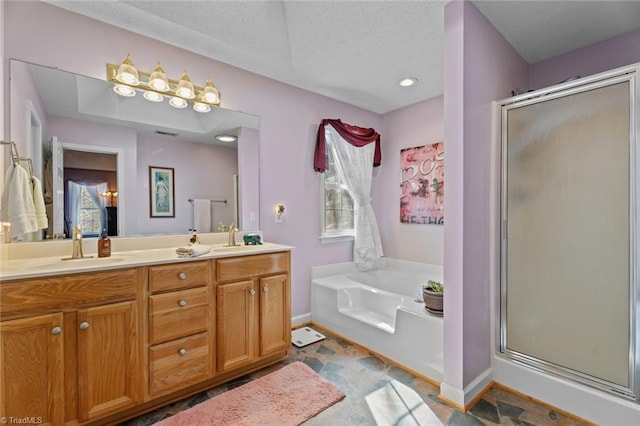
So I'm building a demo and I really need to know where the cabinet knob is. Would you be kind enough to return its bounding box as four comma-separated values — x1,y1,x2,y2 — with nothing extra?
178,348,187,356
178,272,187,280
79,321,90,330
249,289,256,295
178,299,187,307
263,286,269,293
51,326,62,335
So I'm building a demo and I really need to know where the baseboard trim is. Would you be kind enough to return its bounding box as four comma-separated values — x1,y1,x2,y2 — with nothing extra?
439,368,493,411
292,313,311,328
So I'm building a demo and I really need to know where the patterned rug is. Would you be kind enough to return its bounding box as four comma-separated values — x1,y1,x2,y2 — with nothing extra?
154,362,345,425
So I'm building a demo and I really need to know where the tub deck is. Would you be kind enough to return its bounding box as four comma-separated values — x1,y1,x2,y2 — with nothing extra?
311,259,444,382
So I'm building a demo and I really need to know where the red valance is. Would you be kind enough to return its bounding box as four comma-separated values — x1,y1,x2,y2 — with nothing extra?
314,119,381,172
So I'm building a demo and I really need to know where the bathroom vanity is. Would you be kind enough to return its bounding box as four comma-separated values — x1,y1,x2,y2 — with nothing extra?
0,239,292,425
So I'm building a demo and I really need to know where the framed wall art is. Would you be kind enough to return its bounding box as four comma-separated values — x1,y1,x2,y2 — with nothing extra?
149,166,175,218
400,142,444,224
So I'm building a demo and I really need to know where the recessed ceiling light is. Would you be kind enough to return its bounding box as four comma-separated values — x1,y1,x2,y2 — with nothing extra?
215,134,238,143
399,77,418,87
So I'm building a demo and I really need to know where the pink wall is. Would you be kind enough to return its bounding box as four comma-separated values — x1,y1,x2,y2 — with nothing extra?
443,0,529,396
530,28,640,90
378,96,444,264
3,1,382,318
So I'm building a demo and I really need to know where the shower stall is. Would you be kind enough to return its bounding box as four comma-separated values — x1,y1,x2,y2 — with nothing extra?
499,64,639,400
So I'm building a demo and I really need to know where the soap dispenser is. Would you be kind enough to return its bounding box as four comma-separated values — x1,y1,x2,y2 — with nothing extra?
98,228,111,258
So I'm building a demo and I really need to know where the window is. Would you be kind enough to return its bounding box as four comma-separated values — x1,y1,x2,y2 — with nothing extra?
78,185,102,236
321,144,354,240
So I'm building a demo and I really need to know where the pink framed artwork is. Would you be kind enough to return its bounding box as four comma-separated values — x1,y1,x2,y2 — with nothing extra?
400,142,444,224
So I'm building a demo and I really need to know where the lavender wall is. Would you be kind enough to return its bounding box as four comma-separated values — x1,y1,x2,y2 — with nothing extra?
530,28,640,90
443,0,529,398
3,1,382,318
378,96,444,264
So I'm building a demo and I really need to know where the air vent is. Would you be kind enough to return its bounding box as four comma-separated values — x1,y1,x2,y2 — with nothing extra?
155,130,179,137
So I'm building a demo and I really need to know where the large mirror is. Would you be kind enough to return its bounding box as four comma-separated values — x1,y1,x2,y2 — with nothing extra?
9,59,260,241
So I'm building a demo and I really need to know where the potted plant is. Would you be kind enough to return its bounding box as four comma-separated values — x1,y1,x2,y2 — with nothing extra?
422,280,444,316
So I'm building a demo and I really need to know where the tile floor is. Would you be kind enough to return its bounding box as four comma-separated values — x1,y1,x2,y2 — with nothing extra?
124,329,588,425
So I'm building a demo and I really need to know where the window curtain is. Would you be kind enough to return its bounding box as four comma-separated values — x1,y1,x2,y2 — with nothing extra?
314,118,381,172
66,180,82,232
66,181,108,233
88,182,108,231
319,121,383,269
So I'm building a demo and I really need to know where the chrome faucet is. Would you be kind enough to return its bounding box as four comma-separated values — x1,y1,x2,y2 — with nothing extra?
71,226,84,259
227,223,239,246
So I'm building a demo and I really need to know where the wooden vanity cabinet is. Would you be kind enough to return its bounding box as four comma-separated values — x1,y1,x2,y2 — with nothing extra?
0,249,291,425
0,268,143,425
0,313,65,426
147,260,214,398
216,252,291,372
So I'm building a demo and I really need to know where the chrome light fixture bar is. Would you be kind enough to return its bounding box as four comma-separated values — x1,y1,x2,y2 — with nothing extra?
107,54,222,113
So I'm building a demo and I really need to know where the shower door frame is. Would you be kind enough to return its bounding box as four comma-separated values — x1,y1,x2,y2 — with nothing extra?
498,64,640,401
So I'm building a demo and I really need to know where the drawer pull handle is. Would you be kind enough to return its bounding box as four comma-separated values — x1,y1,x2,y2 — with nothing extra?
51,326,62,335
178,348,187,356
178,272,187,280
178,299,187,307
79,322,90,330
263,286,269,293
249,289,256,296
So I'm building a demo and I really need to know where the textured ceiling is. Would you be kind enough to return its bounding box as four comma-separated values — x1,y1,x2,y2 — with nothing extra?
45,1,640,115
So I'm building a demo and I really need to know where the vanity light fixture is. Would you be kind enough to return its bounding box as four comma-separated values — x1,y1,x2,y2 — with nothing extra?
115,53,140,85
215,134,238,143
175,71,196,99
399,77,418,87
107,54,222,113
148,62,169,92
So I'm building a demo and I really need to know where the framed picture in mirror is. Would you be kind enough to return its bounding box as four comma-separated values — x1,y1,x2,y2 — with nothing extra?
149,166,175,218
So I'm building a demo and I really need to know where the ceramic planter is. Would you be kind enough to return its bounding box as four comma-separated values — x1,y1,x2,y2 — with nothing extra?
423,288,443,316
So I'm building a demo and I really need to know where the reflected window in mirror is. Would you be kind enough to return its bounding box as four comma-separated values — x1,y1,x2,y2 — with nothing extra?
66,181,107,238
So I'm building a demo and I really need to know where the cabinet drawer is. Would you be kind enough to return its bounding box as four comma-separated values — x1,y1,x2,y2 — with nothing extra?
149,261,210,293
149,287,209,344
216,252,290,282
0,268,138,318
149,332,211,397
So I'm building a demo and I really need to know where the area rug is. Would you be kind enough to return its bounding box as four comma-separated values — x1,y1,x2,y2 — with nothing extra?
155,362,345,425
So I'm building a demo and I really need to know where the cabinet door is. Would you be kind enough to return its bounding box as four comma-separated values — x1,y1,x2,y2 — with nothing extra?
77,301,140,421
259,274,290,357
217,280,257,372
0,313,64,426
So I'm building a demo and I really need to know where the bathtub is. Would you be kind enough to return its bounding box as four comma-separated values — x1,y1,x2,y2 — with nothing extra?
311,258,444,382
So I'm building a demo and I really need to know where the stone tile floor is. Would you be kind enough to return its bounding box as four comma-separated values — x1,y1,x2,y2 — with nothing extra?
123,329,589,425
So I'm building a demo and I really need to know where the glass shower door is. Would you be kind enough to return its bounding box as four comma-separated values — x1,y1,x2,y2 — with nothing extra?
501,72,637,398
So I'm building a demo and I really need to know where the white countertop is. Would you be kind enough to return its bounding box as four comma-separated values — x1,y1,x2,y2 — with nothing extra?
0,242,293,281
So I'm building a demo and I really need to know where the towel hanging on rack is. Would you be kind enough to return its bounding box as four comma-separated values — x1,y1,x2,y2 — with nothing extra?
192,199,211,232
1,163,38,236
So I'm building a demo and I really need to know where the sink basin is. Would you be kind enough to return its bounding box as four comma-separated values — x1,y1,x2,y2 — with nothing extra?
211,244,250,251
26,255,133,271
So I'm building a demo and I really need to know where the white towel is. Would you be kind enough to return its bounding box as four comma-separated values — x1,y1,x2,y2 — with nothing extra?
31,176,48,230
0,164,38,236
193,199,211,232
176,243,211,258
